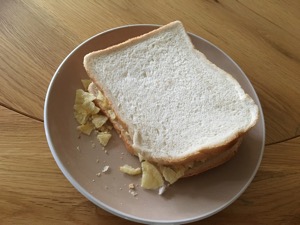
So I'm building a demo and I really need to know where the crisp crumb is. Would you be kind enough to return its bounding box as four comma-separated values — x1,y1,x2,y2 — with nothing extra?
128,183,135,189
119,165,141,175
76,146,80,151
121,152,124,155
91,143,96,148
158,186,166,195
105,150,108,154
119,187,123,190
92,179,95,182
96,172,101,177
129,189,138,197
96,159,99,163
102,165,110,173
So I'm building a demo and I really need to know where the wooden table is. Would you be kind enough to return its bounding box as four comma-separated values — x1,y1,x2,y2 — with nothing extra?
1,0,299,224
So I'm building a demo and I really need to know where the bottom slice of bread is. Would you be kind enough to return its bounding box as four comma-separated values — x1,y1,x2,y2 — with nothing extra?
183,137,242,177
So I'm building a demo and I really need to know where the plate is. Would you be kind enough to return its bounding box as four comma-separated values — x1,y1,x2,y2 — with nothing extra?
44,24,265,224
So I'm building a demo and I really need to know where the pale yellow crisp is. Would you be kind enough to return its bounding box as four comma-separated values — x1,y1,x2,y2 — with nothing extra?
81,79,92,91
161,166,185,184
97,132,112,146
120,164,141,175
141,161,164,189
92,114,108,128
77,121,95,135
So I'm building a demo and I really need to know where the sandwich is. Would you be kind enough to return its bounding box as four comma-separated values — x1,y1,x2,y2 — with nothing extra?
83,21,259,189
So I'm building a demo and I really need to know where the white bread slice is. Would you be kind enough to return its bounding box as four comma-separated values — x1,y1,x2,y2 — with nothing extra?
84,21,259,167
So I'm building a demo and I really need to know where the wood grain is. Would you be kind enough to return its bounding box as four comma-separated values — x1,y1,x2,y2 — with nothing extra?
1,105,299,224
0,1,300,224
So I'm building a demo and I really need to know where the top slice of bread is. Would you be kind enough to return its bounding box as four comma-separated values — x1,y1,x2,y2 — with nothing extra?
84,21,259,165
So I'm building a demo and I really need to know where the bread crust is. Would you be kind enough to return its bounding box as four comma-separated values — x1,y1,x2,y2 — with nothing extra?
84,21,182,67
142,133,245,166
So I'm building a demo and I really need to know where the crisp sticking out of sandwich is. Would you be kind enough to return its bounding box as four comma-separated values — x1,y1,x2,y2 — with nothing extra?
83,21,259,186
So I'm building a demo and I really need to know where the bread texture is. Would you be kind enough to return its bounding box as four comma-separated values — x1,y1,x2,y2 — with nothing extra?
84,21,259,167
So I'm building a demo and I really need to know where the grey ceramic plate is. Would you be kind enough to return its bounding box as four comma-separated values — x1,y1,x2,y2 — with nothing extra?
44,24,265,224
